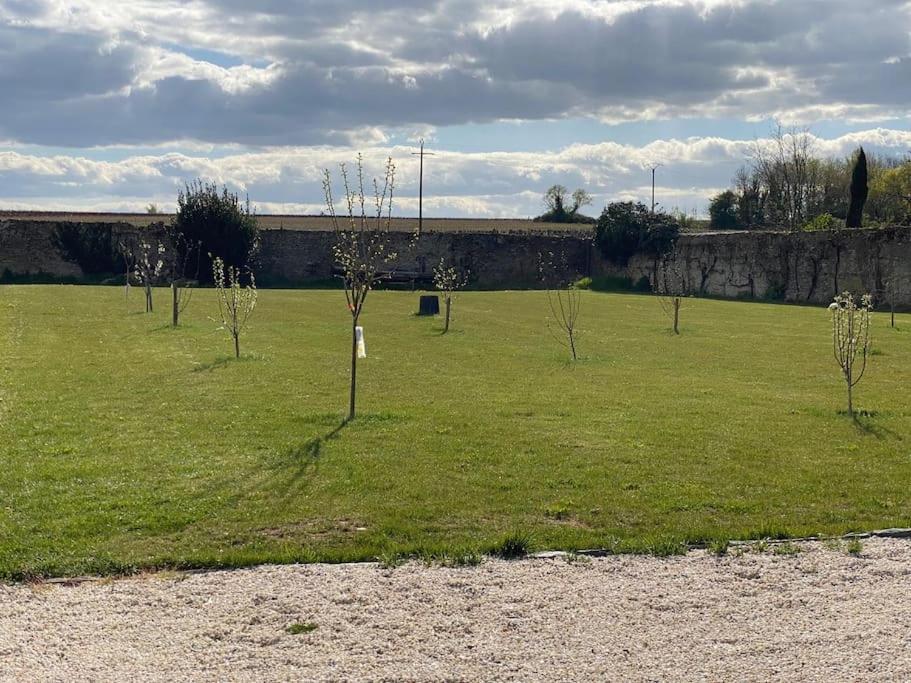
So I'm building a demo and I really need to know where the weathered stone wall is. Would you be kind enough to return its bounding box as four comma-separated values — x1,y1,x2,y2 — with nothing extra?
2,218,910,306
0,221,83,278
0,219,160,279
594,227,911,306
258,229,590,288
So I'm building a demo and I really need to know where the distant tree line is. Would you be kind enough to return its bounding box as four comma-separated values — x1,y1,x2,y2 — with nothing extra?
708,126,911,231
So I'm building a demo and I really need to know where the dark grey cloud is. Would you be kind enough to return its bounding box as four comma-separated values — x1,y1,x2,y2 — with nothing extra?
0,0,908,147
0,25,137,100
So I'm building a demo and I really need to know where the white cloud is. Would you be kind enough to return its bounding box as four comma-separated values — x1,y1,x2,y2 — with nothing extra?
2,129,909,217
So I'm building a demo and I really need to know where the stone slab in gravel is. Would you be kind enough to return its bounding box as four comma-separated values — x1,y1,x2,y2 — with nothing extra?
2,538,910,682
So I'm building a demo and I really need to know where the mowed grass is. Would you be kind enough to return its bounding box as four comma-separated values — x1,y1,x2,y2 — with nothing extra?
1,285,909,578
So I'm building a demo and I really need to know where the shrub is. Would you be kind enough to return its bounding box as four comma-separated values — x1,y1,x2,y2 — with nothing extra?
803,213,837,232
573,276,593,290
172,180,259,283
52,224,119,275
595,202,680,265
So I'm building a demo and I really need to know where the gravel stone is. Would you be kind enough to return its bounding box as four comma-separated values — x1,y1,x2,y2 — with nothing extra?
2,538,910,681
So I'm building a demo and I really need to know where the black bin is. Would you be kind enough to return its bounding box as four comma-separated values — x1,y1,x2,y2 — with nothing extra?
418,295,440,316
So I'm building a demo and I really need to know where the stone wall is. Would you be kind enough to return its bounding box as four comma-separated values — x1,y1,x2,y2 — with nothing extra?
2,218,910,306
258,228,590,288
595,226,911,307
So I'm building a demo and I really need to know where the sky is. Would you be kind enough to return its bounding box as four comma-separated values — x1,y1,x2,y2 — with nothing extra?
0,0,909,218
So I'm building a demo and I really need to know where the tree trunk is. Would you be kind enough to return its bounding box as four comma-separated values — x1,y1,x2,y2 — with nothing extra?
444,296,451,333
234,332,240,359
145,284,153,313
847,381,853,417
172,282,179,327
348,320,358,421
673,298,680,335
568,332,577,361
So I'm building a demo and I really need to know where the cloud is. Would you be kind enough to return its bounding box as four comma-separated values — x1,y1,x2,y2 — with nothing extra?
2,129,909,217
0,0,908,147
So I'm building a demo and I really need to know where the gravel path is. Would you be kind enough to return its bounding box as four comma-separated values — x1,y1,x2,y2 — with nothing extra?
2,538,910,682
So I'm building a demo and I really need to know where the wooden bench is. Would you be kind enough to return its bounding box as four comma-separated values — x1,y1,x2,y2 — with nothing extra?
331,268,434,291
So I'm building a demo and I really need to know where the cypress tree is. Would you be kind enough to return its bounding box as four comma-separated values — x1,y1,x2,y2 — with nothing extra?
846,147,868,228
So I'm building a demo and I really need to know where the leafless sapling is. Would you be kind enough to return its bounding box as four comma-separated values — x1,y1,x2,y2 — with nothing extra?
212,256,257,359
167,232,202,327
883,274,902,329
829,292,873,417
433,258,468,333
538,251,582,361
654,249,689,334
323,154,398,420
133,240,165,313
118,240,137,302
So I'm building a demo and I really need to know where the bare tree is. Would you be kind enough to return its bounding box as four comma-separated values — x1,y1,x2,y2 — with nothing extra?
654,248,689,334
433,258,468,333
882,273,905,329
118,240,136,302
212,256,257,359
323,154,398,421
751,125,819,230
133,240,165,313
830,292,873,417
539,251,582,361
166,232,202,327
571,188,593,213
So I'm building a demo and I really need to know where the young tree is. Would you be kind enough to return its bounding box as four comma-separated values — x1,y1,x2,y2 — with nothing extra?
433,258,468,333
654,249,689,334
118,240,136,301
134,240,165,313
165,230,202,327
538,251,582,361
212,256,257,359
323,155,398,421
829,292,873,417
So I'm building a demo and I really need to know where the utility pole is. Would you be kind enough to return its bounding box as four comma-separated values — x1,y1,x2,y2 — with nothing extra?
649,163,663,213
411,138,435,236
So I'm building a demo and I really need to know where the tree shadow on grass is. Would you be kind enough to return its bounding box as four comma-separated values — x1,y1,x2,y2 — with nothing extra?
263,418,350,498
844,410,903,441
191,356,232,372
288,419,348,460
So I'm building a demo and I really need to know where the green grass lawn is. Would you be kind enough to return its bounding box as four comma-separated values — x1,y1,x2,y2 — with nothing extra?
1,285,909,579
